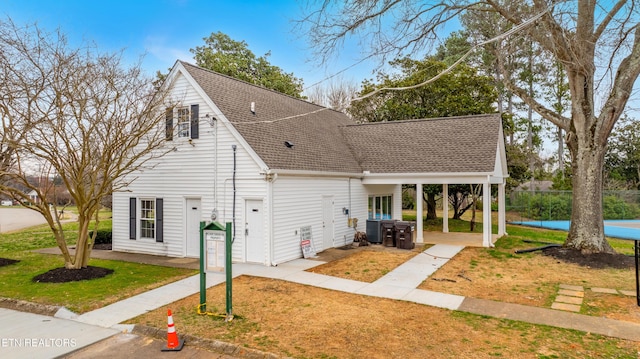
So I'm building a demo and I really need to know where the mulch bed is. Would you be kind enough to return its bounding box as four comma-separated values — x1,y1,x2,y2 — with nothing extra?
0,258,19,267
32,266,114,283
542,247,635,269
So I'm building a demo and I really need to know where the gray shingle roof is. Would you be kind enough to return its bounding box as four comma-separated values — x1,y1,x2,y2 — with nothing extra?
342,114,501,173
180,61,501,175
181,62,362,173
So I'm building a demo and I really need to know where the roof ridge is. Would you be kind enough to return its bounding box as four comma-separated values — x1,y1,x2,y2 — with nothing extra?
179,60,339,114
345,113,500,127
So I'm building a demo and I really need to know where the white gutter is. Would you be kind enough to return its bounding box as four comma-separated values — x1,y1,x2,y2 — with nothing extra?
267,169,364,178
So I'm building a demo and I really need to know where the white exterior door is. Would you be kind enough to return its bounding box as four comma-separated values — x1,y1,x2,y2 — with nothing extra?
322,196,334,250
245,199,265,263
186,198,201,257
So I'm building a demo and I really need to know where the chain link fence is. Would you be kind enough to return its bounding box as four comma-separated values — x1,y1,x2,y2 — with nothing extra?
507,190,640,222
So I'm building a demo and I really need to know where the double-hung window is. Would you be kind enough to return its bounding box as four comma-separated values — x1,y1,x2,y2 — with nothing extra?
165,104,199,141
140,199,156,239
176,107,190,138
129,197,163,242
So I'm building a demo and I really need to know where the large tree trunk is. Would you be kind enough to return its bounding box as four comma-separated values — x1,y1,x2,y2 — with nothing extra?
424,192,437,220
564,119,614,254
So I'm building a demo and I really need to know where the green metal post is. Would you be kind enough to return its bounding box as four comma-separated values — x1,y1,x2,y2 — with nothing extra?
199,221,206,313
225,222,233,320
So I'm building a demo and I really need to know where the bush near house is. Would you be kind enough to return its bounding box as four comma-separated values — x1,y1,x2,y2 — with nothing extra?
89,230,112,245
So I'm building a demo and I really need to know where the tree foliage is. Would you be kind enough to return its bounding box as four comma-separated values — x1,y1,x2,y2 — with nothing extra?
348,57,497,122
191,32,304,98
0,19,171,269
605,117,640,190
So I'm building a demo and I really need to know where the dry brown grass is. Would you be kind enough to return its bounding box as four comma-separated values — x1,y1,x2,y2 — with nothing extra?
306,246,421,282
127,233,640,358
418,246,638,323
129,276,640,359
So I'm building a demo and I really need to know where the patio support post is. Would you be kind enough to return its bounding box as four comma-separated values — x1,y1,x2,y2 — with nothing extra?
482,181,493,247
416,183,424,243
443,184,449,233
498,182,506,236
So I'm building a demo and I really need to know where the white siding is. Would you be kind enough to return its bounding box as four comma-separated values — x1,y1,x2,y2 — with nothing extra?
271,176,367,264
113,72,268,260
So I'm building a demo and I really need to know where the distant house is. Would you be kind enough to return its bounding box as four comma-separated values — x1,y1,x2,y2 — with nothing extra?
27,190,39,204
111,61,508,266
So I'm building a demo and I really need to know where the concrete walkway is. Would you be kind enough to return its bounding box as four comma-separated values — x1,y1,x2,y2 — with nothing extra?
62,243,640,342
4,243,640,358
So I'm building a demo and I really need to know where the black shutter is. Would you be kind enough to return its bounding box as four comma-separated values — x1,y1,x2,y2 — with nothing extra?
156,198,164,242
190,104,199,139
129,198,136,240
165,108,173,141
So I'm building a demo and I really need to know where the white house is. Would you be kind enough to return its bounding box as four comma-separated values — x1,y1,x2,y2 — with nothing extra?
112,61,508,266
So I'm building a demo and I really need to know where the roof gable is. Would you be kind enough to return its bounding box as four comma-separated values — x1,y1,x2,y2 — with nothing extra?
180,61,362,173
177,61,505,177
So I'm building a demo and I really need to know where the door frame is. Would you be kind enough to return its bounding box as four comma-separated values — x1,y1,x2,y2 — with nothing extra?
185,197,202,258
322,195,334,250
244,198,265,264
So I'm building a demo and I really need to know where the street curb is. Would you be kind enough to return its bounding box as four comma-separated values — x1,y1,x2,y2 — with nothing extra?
132,324,292,359
0,296,60,316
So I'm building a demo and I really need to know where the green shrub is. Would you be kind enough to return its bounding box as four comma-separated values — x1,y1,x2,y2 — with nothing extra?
89,230,112,244
603,195,640,219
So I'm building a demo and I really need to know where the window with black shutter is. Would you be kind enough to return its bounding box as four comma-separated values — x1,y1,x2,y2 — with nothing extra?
165,108,173,141
190,104,199,139
156,198,164,242
129,197,136,239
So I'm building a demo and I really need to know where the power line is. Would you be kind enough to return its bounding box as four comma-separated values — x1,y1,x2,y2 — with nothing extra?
238,6,554,125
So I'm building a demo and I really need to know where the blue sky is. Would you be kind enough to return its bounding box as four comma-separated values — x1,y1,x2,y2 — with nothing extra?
1,0,382,94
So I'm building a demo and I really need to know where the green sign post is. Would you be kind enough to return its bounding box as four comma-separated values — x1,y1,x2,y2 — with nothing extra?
199,221,232,319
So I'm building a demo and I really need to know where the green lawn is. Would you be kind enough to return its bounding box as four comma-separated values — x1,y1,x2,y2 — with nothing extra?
0,218,197,313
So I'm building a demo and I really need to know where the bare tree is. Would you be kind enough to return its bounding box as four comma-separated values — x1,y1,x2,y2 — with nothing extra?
306,76,358,113
299,0,640,254
0,19,172,269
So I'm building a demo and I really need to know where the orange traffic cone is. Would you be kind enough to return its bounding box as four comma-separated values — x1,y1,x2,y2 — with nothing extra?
161,309,184,351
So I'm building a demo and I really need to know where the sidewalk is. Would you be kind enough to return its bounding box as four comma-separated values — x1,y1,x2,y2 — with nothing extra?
57,244,640,342
5,244,640,358
0,308,118,359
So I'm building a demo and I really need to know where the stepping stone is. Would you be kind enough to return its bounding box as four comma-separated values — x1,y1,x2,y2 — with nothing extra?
558,289,584,298
555,295,583,305
551,302,581,312
591,287,618,294
619,290,636,297
559,284,583,291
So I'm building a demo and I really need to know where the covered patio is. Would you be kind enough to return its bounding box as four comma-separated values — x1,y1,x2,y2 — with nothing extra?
351,114,509,247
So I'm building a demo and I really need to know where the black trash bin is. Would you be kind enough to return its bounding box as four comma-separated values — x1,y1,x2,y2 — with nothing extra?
395,221,415,250
380,220,396,247
366,219,382,244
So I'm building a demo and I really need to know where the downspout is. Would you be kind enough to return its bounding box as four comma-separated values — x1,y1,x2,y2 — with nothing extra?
212,116,218,221
267,170,278,266
232,145,237,243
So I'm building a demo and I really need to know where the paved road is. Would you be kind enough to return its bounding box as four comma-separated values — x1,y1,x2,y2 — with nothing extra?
63,333,236,359
0,207,48,233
